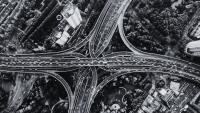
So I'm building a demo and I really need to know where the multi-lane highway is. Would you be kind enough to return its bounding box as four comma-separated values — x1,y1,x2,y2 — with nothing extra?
89,0,132,58
1,0,200,113
0,54,200,82
2,74,37,113
71,67,97,113
2,71,73,113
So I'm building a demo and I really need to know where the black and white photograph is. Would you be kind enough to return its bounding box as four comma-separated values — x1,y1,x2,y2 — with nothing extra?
0,0,200,113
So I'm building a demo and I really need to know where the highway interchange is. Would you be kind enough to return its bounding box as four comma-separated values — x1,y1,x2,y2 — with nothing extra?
2,0,200,113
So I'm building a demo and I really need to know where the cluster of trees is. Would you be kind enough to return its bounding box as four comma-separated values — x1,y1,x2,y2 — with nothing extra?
73,0,93,15
0,0,41,53
73,0,107,15
124,12,167,54
0,0,50,54
124,0,198,57
16,0,40,30
104,31,130,54
90,73,152,113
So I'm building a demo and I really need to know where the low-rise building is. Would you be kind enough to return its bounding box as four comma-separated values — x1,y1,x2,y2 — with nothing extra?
55,30,70,46
61,2,82,29
50,2,82,47
185,40,200,56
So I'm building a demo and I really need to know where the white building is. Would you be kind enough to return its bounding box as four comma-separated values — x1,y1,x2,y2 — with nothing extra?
61,3,82,29
53,2,82,46
185,40,200,56
55,30,70,46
